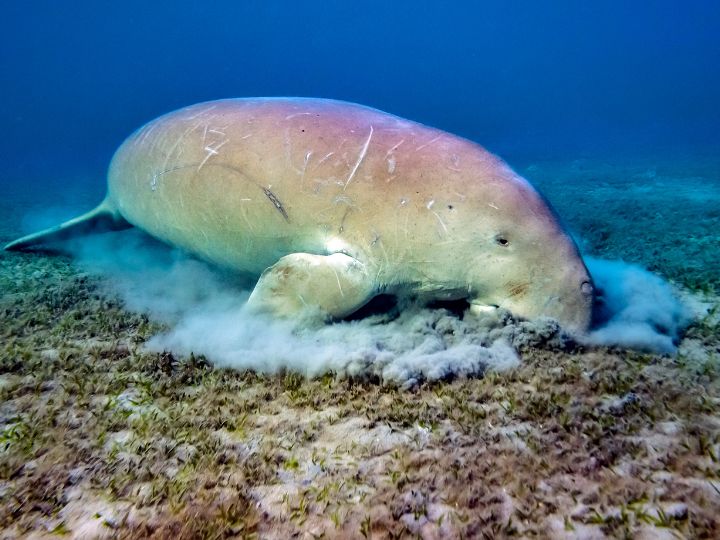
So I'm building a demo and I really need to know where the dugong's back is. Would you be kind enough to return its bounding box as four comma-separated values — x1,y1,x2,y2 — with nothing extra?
108,98,500,275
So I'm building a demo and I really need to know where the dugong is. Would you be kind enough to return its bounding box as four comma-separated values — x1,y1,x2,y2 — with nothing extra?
5,98,594,332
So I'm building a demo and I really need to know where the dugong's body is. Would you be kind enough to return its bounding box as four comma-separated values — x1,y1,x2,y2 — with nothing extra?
6,98,594,332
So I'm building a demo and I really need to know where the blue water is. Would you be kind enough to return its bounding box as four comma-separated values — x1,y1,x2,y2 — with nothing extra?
1,0,719,187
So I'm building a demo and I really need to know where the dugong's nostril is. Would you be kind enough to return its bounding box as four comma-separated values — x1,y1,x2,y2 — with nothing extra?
581,281,594,296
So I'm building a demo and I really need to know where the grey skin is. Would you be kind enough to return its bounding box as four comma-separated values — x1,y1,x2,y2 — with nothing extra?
5,98,595,333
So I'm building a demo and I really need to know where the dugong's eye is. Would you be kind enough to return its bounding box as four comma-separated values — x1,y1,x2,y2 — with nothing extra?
494,235,510,247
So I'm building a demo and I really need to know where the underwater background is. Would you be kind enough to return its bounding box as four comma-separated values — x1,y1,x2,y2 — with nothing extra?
2,1,719,181
1,1,719,538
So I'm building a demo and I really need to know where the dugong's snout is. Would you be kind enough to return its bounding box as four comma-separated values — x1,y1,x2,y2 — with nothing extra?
555,270,595,334
534,258,595,334
471,239,596,334
470,265,595,334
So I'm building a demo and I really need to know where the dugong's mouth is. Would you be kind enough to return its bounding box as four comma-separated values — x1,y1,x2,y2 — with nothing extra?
468,279,594,334
538,285,595,334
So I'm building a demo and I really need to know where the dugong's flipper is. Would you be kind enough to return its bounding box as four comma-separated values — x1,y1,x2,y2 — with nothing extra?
247,253,376,322
4,199,131,252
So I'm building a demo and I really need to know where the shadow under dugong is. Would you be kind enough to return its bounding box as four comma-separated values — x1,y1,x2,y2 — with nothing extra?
5,98,595,333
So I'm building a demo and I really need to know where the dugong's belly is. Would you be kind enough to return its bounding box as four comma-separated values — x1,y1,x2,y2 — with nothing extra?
107,98,482,277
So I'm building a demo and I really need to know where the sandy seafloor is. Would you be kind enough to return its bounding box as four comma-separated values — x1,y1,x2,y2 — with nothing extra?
1,154,719,539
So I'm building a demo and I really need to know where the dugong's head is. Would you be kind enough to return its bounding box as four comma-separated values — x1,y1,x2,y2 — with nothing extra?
462,170,594,334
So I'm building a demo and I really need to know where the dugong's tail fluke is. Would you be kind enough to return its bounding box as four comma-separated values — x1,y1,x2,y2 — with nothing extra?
3,199,131,252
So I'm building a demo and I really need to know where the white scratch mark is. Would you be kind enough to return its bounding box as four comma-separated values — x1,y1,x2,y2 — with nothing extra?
160,121,204,170
240,133,253,139
300,151,313,183
187,105,217,120
208,129,226,136
149,164,189,192
138,123,157,145
316,152,335,166
197,139,229,171
284,128,291,151
425,199,447,235
488,202,499,210
431,211,448,235
343,126,374,191
285,112,313,120
283,128,302,173
415,134,443,152
387,156,396,174
332,267,344,297
384,139,405,157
